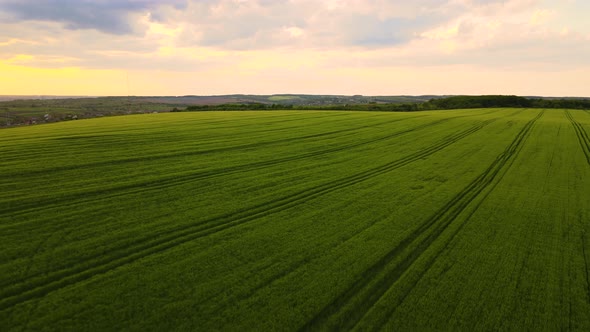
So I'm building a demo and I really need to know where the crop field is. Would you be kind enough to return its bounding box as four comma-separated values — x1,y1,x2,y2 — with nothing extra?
1,108,590,330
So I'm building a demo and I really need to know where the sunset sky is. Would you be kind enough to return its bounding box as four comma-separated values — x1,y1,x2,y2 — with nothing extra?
1,0,589,96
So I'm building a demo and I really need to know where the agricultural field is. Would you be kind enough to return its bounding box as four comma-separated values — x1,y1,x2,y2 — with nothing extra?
1,108,590,331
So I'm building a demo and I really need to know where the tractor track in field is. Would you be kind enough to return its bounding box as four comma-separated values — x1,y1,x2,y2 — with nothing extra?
368,109,545,330
169,111,361,132
0,112,327,156
0,112,321,156
299,110,544,331
0,116,498,312
565,110,590,164
0,115,429,219
2,110,511,224
0,114,447,223
1,112,404,179
3,110,503,184
0,112,371,172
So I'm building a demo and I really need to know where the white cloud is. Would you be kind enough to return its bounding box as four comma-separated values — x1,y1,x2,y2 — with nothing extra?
285,26,304,38
529,9,554,25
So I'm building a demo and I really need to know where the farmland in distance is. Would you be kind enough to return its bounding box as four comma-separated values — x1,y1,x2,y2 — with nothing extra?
1,108,590,330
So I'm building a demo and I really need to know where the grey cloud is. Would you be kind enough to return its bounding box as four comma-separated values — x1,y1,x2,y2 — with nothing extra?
340,14,443,48
0,0,186,34
172,0,456,50
0,0,467,49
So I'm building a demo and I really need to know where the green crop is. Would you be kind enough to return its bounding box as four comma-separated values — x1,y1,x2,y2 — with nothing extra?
1,109,589,330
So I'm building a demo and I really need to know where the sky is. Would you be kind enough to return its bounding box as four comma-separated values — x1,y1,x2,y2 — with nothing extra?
0,0,589,96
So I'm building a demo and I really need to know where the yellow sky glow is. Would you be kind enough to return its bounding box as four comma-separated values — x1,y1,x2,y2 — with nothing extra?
1,60,126,95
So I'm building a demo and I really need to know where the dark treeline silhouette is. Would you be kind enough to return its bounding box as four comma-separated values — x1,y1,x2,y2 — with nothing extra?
183,95,590,112
423,95,590,110
425,95,531,109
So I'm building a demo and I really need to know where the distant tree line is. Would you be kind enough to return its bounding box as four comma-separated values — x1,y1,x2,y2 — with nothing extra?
423,95,531,109
421,95,590,110
181,95,590,113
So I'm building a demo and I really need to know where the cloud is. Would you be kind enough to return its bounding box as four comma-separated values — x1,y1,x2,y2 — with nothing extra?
0,0,589,96
529,9,554,25
0,0,545,50
0,0,186,34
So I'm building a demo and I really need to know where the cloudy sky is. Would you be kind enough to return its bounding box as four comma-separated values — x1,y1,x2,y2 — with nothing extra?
0,0,589,96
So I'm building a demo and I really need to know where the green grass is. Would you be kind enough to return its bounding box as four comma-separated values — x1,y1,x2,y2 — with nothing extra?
268,95,302,101
1,109,589,331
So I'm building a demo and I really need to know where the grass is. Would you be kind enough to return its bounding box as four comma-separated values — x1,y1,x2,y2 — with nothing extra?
1,109,589,330
268,95,302,101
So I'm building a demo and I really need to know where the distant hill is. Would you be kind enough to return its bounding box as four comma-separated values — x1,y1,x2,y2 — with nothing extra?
0,94,443,106
140,94,443,106
2,94,589,127
0,95,95,102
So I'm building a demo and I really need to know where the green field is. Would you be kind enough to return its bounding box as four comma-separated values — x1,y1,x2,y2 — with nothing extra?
268,95,302,101
1,108,590,330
